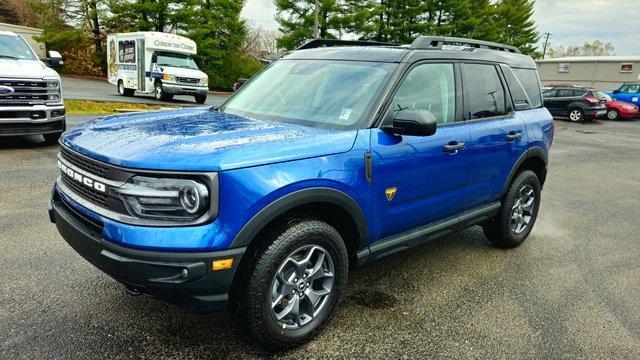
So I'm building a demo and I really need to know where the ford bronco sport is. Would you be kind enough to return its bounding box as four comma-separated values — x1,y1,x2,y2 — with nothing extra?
49,37,553,350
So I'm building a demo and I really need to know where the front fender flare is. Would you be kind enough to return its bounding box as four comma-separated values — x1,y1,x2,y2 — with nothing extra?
230,187,368,251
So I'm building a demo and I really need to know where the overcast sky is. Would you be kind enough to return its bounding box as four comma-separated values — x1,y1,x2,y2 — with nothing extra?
241,0,640,55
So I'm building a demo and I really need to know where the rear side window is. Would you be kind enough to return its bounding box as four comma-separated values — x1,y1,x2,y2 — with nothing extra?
462,63,506,119
512,68,543,108
556,89,574,97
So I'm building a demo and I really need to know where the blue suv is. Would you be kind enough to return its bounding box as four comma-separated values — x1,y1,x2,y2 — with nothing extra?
49,37,553,350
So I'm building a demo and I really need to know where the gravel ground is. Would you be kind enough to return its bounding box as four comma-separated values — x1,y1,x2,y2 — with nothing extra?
1,117,639,359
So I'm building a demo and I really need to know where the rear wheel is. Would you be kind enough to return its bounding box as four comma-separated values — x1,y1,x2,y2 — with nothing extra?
117,80,134,96
232,219,348,351
568,108,584,122
607,109,620,120
483,170,541,248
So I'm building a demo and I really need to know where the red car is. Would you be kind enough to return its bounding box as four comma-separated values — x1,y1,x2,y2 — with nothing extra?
602,93,639,120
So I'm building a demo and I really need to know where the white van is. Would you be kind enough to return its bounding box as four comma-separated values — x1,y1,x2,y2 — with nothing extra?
107,32,209,103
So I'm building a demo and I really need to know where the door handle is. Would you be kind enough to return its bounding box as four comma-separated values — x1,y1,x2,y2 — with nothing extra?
443,142,466,153
506,132,523,141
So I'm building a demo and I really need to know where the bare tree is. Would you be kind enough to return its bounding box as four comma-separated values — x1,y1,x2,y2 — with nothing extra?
244,25,282,59
547,40,615,58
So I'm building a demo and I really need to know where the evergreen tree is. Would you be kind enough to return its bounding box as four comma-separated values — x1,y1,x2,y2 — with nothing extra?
494,0,538,54
275,0,342,49
458,0,499,42
107,0,193,32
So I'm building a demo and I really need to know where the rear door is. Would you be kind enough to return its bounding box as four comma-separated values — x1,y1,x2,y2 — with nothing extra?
462,63,528,210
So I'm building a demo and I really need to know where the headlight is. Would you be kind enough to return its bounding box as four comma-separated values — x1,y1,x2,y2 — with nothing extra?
115,176,209,221
201,77,208,86
162,73,175,81
46,80,60,88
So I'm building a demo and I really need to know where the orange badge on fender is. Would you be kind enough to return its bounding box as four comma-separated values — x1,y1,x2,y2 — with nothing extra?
385,187,397,201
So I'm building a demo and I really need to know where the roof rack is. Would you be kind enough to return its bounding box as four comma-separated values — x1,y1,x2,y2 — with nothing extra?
410,36,521,54
297,39,397,50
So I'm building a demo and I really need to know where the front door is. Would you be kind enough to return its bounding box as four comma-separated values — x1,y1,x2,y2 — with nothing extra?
460,63,528,210
370,62,470,241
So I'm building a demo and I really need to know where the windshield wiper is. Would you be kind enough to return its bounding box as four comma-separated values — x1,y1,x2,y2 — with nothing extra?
0,55,20,60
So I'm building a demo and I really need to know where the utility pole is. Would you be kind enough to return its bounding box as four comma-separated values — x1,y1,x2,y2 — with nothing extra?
313,0,320,39
542,32,552,59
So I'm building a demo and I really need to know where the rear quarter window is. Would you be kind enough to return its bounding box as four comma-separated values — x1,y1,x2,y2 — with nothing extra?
512,68,543,108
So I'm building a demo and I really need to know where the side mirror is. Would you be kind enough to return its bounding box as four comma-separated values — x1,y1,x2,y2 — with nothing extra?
233,78,248,92
612,89,621,94
44,50,64,68
383,109,437,137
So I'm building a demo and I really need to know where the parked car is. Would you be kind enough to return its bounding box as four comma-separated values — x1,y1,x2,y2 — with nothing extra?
602,93,639,120
542,85,607,122
607,82,640,107
49,36,553,350
0,30,65,144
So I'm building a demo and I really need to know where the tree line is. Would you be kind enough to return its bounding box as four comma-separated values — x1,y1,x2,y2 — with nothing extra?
1,0,541,89
276,0,539,55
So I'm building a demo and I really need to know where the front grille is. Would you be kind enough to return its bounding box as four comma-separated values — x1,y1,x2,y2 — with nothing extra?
176,77,200,85
61,175,109,207
60,146,109,178
57,194,104,232
0,79,60,106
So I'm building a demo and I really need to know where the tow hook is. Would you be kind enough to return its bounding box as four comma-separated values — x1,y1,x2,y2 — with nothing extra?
125,285,143,296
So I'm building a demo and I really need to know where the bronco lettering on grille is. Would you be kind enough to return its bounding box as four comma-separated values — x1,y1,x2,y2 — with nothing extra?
58,160,107,193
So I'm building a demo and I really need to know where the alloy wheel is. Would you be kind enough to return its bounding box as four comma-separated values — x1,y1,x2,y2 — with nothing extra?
607,109,618,120
511,184,535,234
269,245,335,330
569,109,582,122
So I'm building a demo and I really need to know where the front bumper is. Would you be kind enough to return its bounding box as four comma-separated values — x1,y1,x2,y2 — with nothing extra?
0,104,66,136
162,83,208,96
49,192,245,313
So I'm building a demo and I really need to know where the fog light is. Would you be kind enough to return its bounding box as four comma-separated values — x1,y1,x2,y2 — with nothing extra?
212,258,234,271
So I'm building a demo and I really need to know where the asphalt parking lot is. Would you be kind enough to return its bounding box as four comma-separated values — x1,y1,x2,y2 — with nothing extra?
1,117,639,359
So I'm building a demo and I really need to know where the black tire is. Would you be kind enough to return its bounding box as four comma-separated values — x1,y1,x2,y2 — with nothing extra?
232,219,349,351
43,132,62,146
154,82,172,101
483,170,541,248
607,109,619,120
117,80,134,96
195,94,207,104
568,108,584,122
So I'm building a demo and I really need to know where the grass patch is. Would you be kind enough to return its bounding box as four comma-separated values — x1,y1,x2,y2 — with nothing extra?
65,99,178,115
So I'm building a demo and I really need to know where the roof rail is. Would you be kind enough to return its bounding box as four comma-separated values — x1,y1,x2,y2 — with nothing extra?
410,36,521,54
297,39,397,50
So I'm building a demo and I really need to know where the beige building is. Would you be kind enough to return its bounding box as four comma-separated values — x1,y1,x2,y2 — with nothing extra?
0,22,46,57
536,56,640,91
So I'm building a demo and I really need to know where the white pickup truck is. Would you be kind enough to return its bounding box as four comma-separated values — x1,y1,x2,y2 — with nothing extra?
0,30,65,144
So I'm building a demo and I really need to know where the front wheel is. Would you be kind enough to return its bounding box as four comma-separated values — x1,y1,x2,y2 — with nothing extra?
233,219,349,351
154,82,172,101
43,132,61,146
568,108,584,122
607,109,620,120
483,170,541,248
195,94,207,104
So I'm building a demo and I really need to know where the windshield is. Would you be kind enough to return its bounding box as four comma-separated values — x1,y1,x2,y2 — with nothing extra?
154,51,199,70
0,34,36,60
221,59,396,129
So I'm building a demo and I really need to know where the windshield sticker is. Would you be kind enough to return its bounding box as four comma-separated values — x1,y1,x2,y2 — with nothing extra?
339,108,352,122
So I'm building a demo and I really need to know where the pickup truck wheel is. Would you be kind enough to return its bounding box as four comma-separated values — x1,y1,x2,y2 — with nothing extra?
195,94,207,104
233,219,348,351
483,170,541,248
43,132,61,146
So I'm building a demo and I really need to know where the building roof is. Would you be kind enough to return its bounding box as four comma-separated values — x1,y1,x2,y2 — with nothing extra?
0,22,43,34
537,56,640,63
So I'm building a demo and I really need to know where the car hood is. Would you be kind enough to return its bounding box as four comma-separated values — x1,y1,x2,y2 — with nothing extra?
0,59,59,79
61,108,358,172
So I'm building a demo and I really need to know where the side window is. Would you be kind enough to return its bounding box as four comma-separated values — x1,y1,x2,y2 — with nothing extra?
512,68,543,108
573,90,587,97
391,63,456,125
462,63,507,119
118,40,136,64
556,89,573,97
542,89,556,98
